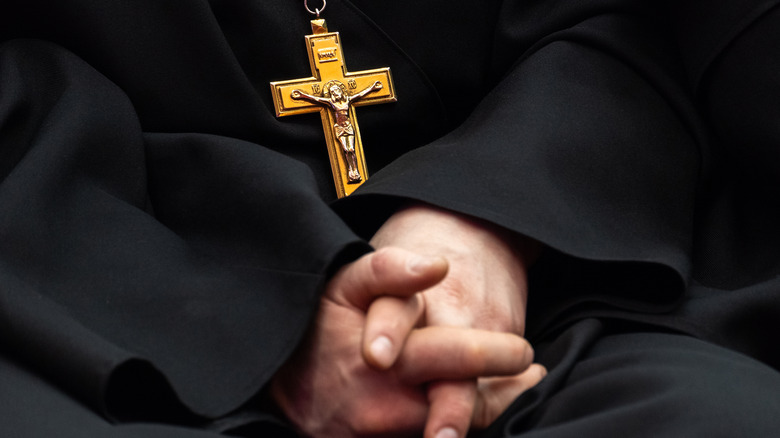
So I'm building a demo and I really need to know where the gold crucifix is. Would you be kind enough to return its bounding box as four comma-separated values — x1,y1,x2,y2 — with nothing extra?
270,19,397,198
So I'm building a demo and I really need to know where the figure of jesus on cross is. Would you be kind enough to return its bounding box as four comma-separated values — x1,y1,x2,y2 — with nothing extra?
270,19,396,198
291,79,383,183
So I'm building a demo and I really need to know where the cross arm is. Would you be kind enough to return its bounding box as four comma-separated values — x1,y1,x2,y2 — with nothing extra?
270,77,324,117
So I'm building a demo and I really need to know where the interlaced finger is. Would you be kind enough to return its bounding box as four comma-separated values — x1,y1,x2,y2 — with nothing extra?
363,294,425,369
425,380,477,438
394,326,534,384
471,364,548,429
326,247,448,310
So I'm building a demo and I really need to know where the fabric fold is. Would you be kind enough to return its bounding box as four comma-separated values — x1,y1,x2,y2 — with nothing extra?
0,38,366,419
335,4,699,338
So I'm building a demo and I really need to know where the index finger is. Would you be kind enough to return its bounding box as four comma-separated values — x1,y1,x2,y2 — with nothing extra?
395,326,535,383
326,247,448,310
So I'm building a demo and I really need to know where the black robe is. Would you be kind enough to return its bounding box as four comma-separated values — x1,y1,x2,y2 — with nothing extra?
662,0,780,371
1,0,777,436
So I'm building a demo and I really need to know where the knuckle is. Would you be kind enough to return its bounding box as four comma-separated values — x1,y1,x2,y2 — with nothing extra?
424,283,474,324
438,279,468,304
461,335,488,373
474,306,513,332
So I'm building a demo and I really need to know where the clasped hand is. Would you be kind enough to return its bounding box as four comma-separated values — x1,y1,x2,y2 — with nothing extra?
272,204,545,438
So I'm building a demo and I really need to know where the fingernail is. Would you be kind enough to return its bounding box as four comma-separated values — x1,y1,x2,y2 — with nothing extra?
369,336,394,368
435,427,458,438
407,255,436,274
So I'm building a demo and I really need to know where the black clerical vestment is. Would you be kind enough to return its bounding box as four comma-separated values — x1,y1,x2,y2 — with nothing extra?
2,0,780,436
664,0,780,371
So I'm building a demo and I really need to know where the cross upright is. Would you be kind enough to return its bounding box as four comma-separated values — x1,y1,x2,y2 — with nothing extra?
270,19,397,198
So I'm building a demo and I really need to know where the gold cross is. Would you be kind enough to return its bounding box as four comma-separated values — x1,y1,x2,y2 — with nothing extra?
270,19,397,198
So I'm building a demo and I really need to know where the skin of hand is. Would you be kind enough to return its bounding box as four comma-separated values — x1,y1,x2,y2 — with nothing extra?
270,247,537,437
364,203,545,438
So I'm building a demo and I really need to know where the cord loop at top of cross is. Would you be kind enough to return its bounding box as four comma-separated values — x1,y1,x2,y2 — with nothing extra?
304,0,326,17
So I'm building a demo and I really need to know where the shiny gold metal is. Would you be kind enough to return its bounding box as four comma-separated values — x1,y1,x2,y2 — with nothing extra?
310,18,328,34
270,20,396,198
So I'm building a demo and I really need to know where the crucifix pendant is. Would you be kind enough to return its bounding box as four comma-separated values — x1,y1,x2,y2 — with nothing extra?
270,19,397,198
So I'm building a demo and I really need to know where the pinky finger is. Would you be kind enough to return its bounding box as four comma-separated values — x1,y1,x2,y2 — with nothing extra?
471,363,548,429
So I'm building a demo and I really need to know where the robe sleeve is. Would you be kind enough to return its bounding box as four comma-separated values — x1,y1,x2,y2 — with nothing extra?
0,39,368,422
335,2,702,338
668,0,780,289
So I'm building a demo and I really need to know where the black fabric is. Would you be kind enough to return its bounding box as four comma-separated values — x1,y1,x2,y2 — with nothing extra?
0,350,237,437
660,0,780,372
684,1,780,289
7,319,780,438
481,319,780,437
0,0,776,436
